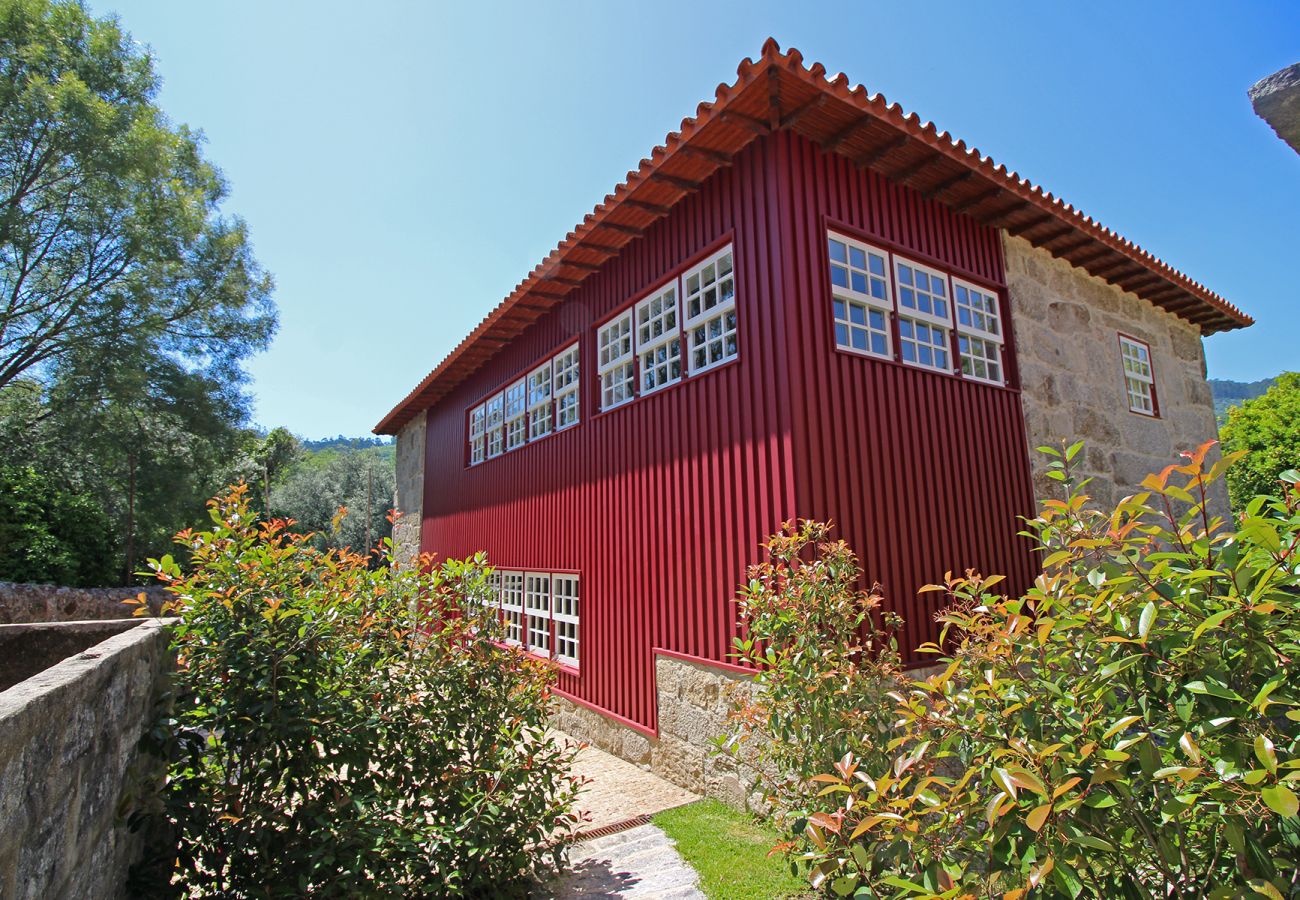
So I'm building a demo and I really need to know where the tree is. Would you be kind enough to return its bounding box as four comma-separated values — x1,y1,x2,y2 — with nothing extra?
0,463,114,585
1221,371,1300,510
0,0,274,394
271,447,395,561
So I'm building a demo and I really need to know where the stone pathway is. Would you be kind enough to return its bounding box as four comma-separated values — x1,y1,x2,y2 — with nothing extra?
545,736,704,898
547,824,705,898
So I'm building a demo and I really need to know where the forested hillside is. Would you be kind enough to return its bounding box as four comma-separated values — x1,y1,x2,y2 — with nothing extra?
1210,377,1275,420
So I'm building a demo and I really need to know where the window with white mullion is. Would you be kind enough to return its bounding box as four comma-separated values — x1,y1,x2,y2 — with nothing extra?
895,258,953,373
551,574,580,666
527,362,553,440
484,392,505,458
504,379,527,450
1119,335,1157,416
598,310,636,410
953,278,1005,385
683,245,738,374
635,282,682,394
523,572,551,656
468,404,487,465
552,344,581,429
501,571,524,646
827,233,892,358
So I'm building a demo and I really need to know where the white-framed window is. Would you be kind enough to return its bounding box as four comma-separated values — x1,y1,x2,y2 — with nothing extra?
598,310,636,410
524,572,551,655
527,362,553,440
468,404,486,465
898,318,950,370
484,392,505,458
635,282,682,394
553,343,581,429
953,278,1004,385
683,245,738,374
501,571,524,646
504,379,527,450
828,233,892,358
552,574,580,666
1119,334,1157,416
895,258,952,373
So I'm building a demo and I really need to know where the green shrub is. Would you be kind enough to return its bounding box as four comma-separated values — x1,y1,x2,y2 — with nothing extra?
150,486,582,898
0,463,116,585
726,521,905,810
740,443,1300,897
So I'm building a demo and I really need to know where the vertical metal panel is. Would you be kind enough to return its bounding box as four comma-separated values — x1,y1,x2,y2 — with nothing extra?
420,138,799,731
774,131,1037,663
419,131,1039,734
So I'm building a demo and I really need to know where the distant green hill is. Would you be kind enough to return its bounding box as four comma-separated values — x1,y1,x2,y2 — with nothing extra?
301,435,393,454
1210,377,1275,421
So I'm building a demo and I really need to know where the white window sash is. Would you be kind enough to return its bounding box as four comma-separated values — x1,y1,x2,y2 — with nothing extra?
827,232,894,313
951,277,1004,344
523,572,551,656
893,257,953,330
551,574,580,667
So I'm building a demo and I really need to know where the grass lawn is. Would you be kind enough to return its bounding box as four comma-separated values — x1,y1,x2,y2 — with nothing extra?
652,799,814,900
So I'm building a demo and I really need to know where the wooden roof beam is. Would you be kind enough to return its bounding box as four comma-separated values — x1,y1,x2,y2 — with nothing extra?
824,113,874,151
890,152,945,187
922,169,975,200
596,220,645,237
950,186,1002,213
1035,224,1076,246
623,198,672,215
766,65,783,129
677,144,733,165
574,240,624,255
1053,236,1095,257
1005,212,1055,236
984,199,1033,228
855,133,908,168
779,93,827,129
719,109,770,135
558,260,601,273
1068,246,1116,268
648,171,703,191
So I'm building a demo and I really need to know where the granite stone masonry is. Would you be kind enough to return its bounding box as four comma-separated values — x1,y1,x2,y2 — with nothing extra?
551,652,768,812
392,414,427,570
1003,233,1229,516
0,581,168,625
0,618,173,900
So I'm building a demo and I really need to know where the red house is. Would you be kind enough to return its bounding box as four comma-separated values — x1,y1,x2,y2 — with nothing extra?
377,41,1251,802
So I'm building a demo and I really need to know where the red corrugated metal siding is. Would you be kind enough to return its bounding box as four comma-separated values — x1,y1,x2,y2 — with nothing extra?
774,131,1038,661
421,138,799,731
420,131,1039,732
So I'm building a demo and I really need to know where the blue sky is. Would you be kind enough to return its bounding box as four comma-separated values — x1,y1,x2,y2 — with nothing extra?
101,0,1299,439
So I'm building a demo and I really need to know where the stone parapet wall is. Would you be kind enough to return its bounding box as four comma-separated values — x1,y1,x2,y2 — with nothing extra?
392,414,427,570
0,582,169,625
0,619,173,899
1003,233,1229,516
552,652,767,812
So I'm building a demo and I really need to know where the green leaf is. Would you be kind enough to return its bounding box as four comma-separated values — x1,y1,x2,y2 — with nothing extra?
1248,879,1285,900
1138,601,1156,640
1185,680,1245,702
1192,609,1234,642
1099,654,1144,679
1261,785,1298,818
880,875,930,893
1255,735,1278,773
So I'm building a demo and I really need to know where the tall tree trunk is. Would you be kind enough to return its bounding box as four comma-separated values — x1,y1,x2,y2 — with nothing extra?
124,449,136,585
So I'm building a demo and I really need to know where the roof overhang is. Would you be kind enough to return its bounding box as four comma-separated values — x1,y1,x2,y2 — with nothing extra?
376,39,1252,435
1250,63,1300,155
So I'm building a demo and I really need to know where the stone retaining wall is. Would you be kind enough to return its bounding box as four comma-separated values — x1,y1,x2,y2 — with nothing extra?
0,619,173,899
552,652,767,812
0,582,168,625
1003,233,1229,516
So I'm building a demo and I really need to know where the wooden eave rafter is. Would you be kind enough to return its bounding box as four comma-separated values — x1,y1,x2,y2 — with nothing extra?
375,38,1251,435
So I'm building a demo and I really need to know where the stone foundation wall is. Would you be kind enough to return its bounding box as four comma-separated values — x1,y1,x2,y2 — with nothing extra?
392,414,427,570
1003,234,1229,515
0,582,168,625
552,652,767,812
0,619,173,899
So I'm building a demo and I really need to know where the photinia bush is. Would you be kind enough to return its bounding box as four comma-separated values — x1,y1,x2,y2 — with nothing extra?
741,443,1300,897
725,520,906,811
148,486,582,898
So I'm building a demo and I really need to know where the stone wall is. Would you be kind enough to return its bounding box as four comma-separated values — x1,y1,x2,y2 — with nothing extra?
1003,233,1228,515
392,414,427,570
0,582,169,625
0,619,172,899
551,652,767,812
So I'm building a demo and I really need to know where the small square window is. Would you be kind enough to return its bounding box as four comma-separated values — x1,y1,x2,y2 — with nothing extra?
1119,335,1157,416
683,246,738,374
